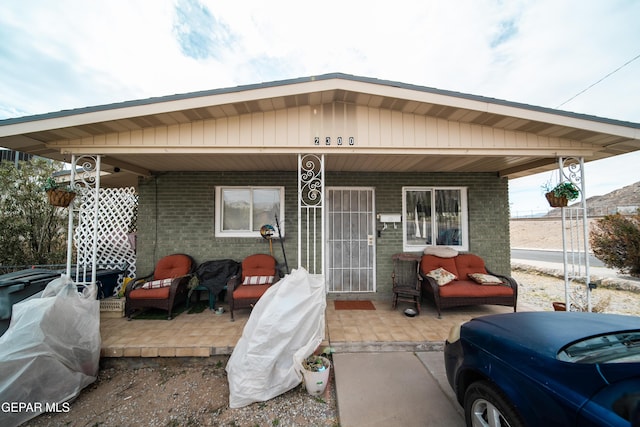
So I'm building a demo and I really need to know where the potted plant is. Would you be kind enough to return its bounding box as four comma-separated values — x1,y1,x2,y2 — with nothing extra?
542,181,580,207
301,347,334,396
44,177,76,207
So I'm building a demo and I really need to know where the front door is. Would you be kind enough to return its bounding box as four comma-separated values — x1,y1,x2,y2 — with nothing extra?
326,188,376,293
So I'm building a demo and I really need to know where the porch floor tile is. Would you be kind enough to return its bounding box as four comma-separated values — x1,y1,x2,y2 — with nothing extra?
100,299,539,358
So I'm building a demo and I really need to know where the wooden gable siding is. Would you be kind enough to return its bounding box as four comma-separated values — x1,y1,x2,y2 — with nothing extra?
49,102,594,156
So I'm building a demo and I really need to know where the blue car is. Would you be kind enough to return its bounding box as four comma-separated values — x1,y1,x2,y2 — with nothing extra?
445,312,640,427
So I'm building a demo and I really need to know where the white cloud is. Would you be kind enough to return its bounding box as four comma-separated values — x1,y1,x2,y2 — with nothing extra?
0,0,638,211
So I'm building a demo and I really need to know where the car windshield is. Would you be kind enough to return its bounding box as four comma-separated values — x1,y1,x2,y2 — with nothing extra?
558,331,640,363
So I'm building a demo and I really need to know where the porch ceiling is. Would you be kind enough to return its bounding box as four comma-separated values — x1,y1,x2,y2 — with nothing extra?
98,152,563,175
92,149,623,189
1,73,639,185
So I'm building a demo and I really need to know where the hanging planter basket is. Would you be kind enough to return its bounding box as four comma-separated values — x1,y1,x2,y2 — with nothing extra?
545,191,568,208
46,189,77,207
542,181,578,208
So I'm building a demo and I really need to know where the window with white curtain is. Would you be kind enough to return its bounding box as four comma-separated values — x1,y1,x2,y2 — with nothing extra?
402,187,468,251
215,186,284,237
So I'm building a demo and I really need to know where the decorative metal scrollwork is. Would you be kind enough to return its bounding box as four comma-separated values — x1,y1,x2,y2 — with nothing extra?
560,157,583,190
299,154,323,207
71,155,99,195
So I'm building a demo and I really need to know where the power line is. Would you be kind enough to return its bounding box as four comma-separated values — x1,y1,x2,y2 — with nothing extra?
555,53,640,109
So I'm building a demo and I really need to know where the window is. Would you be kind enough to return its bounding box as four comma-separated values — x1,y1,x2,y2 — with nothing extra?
402,187,468,251
215,186,284,237
557,332,640,363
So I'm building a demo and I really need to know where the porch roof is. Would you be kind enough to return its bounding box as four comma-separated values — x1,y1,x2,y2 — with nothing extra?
1,73,639,185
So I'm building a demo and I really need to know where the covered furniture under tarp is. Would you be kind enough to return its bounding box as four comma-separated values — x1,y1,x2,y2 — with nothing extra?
0,265,126,337
125,254,195,320
228,254,280,321
0,276,101,427
226,267,326,408
0,269,61,336
188,259,240,310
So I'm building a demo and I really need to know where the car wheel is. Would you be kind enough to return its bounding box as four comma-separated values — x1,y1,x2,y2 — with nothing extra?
464,381,524,427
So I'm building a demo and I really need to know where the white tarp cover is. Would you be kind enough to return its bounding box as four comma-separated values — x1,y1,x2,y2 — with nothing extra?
226,267,326,408
0,276,101,427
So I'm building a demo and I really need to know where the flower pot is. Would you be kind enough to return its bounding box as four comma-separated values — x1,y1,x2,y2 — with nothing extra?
301,356,331,396
46,189,76,207
545,192,568,208
552,302,566,311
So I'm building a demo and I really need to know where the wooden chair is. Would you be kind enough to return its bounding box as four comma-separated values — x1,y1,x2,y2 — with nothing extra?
228,254,279,321
391,253,422,314
125,254,195,320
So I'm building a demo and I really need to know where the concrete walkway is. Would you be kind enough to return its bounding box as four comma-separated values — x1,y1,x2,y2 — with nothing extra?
333,351,464,427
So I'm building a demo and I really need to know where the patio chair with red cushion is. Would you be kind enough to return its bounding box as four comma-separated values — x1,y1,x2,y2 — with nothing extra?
228,254,279,321
125,253,196,320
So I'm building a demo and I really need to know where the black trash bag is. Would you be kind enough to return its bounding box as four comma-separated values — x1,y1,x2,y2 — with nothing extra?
193,259,240,296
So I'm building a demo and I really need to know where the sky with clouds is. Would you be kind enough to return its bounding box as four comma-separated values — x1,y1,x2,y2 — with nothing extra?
1,0,639,215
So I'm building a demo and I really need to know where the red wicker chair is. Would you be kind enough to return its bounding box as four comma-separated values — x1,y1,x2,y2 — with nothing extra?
419,253,518,318
228,254,279,321
125,254,195,320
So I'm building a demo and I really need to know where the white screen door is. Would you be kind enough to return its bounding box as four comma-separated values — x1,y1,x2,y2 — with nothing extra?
326,188,376,293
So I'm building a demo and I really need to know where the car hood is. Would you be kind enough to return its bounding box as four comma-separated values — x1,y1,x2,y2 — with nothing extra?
464,312,640,359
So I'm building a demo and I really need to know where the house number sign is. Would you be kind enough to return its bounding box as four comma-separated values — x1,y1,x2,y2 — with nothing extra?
313,136,355,146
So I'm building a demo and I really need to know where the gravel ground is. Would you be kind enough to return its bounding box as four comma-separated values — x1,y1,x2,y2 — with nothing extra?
24,357,339,427
512,268,640,315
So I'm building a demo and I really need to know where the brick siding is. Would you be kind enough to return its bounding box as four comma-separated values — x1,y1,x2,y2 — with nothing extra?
137,171,510,298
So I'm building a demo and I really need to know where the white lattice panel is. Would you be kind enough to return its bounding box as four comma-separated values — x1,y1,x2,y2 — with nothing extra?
74,187,137,295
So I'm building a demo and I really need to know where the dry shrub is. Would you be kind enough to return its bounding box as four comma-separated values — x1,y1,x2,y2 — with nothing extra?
589,212,640,277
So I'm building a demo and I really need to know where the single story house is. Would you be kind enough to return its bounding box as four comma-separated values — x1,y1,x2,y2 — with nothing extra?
1,73,639,299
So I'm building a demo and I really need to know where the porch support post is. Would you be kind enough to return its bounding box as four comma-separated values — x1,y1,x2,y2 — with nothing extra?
65,155,77,277
576,157,591,312
558,156,591,311
297,154,324,274
90,156,101,285
66,154,102,286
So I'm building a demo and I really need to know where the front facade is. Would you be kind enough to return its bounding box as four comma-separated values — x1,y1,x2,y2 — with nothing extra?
1,74,639,300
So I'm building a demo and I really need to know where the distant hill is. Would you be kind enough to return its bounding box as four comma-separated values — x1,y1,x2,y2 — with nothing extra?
546,181,640,217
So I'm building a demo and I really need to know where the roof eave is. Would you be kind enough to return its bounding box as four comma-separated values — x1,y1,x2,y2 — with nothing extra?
1,73,638,139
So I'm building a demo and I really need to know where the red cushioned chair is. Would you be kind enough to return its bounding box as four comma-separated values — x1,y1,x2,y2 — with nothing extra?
125,254,195,320
419,253,518,318
228,254,279,321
